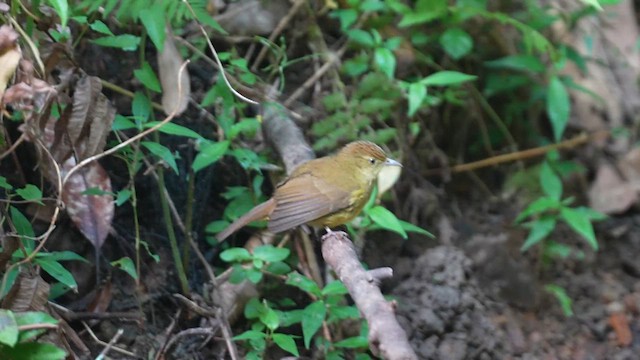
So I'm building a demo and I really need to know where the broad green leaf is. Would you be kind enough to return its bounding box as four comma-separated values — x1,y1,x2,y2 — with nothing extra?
139,7,166,51
260,306,279,331
253,245,290,262
91,35,141,51
573,206,607,221
246,268,263,283
286,272,321,297
192,140,230,173
514,197,561,223
132,91,152,124
14,311,58,342
439,28,473,59
347,29,374,47
134,62,161,92
46,0,69,28
141,141,178,174
484,55,545,72
545,284,573,316
144,121,202,139
111,257,138,280
16,184,44,205
220,248,252,262
398,220,434,238
398,0,447,27
0,176,12,189
272,333,300,356
302,301,326,349
374,47,396,78
421,71,477,86
89,20,113,35
539,162,562,200
112,115,137,130
35,258,78,290
265,261,291,275
547,76,570,141
1,342,66,360
560,207,598,250
10,206,35,251
192,6,228,34
407,82,427,117
521,216,556,252
368,206,407,238
233,330,266,341
335,335,369,348
322,280,348,296
0,309,18,346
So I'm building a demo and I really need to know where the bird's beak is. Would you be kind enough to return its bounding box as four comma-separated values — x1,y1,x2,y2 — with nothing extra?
384,158,402,167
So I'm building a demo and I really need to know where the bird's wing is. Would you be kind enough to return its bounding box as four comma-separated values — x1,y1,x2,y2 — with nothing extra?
268,173,352,233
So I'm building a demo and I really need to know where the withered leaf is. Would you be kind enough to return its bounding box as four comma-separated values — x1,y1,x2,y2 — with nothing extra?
0,25,22,99
2,272,50,312
158,25,190,115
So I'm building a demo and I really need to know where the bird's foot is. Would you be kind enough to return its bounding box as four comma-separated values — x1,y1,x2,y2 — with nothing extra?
322,227,348,241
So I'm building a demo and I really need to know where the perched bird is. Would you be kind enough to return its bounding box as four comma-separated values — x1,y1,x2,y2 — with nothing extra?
216,141,402,241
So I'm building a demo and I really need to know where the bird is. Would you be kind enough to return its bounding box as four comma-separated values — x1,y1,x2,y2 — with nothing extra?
216,141,402,241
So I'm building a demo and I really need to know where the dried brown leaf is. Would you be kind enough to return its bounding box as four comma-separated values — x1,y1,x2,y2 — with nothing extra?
158,26,190,115
0,25,22,99
62,162,114,250
1,272,50,312
588,163,637,214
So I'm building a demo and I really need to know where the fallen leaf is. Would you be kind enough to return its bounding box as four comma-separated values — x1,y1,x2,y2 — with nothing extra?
609,312,632,347
588,163,637,214
1,273,50,312
158,25,190,115
0,25,22,100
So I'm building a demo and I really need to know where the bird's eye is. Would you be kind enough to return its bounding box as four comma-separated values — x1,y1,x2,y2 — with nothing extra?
368,158,376,164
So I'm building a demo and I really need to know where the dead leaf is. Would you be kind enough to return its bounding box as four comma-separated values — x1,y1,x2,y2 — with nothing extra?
588,163,637,214
2,272,50,312
609,312,632,347
158,25,190,115
0,25,22,100
62,161,114,250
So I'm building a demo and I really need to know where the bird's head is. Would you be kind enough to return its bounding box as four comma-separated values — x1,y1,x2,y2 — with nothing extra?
338,141,402,181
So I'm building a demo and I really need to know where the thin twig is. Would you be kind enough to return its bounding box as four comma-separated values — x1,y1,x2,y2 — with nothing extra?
82,322,136,358
95,328,124,360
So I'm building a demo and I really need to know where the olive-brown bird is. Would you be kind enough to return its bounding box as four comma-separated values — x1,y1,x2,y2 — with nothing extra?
216,141,401,241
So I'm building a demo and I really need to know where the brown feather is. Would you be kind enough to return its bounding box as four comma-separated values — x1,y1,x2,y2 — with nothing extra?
216,198,276,241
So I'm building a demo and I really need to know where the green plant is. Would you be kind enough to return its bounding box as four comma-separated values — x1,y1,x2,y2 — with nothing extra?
0,310,66,360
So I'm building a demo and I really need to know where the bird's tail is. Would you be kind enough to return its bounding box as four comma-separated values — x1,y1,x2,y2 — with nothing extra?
216,198,276,242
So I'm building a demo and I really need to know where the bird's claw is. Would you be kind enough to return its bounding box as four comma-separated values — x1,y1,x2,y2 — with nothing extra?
322,227,348,241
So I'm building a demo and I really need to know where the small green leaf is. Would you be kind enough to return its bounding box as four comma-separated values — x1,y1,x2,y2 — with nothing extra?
272,333,300,356
220,248,252,262
322,280,348,296
111,257,138,280
484,55,545,72
286,272,321,297
539,162,562,200
0,309,19,346
545,284,574,316
192,140,230,173
91,34,141,51
46,0,69,28
347,29,374,47
141,141,178,174
253,245,290,262
115,189,132,206
260,306,279,331
547,76,570,141
407,82,427,117
439,28,473,60
398,220,434,238
421,71,477,86
0,176,12,189
35,258,77,290
10,206,35,251
265,261,291,275
233,330,266,341
368,206,407,238
134,62,161,92
139,7,166,51
38,251,89,263
302,301,326,349
16,184,44,205
144,121,202,139
334,335,369,348
112,115,137,131
14,311,58,342
521,216,556,252
132,92,152,124
89,20,113,35
560,207,598,250
1,342,66,360
246,268,263,283
515,197,561,223
374,47,396,78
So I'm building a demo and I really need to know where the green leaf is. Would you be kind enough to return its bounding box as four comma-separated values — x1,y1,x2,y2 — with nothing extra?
1,342,66,360
16,184,44,205
539,162,562,200
253,245,290,262
545,284,574,316
560,207,598,250
0,310,18,346
38,251,89,263
439,28,473,60
272,333,300,357
111,257,138,280
233,330,266,341
144,121,202,139
265,261,291,275
573,206,607,221
484,55,545,72
91,35,141,51
547,76,570,141
335,335,369,349
46,0,69,28
14,311,58,342
112,114,137,131
141,141,178,174
398,220,435,238
132,91,152,124
192,140,230,173
139,7,166,51
286,272,321,297
347,29,374,47
407,82,427,117
115,189,132,206
374,47,396,78
579,0,603,10
220,248,252,262
302,301,326,349
0,176,12,189
515,197,561,223
89,20,113,36
368,206,407,238
134,62,161,92
398,0,447,27
421,71,477,86
322,280,348,296
260,306,279,331
10,206,34,251
244,298,262,319
35,258,77,290
521,216,556,252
